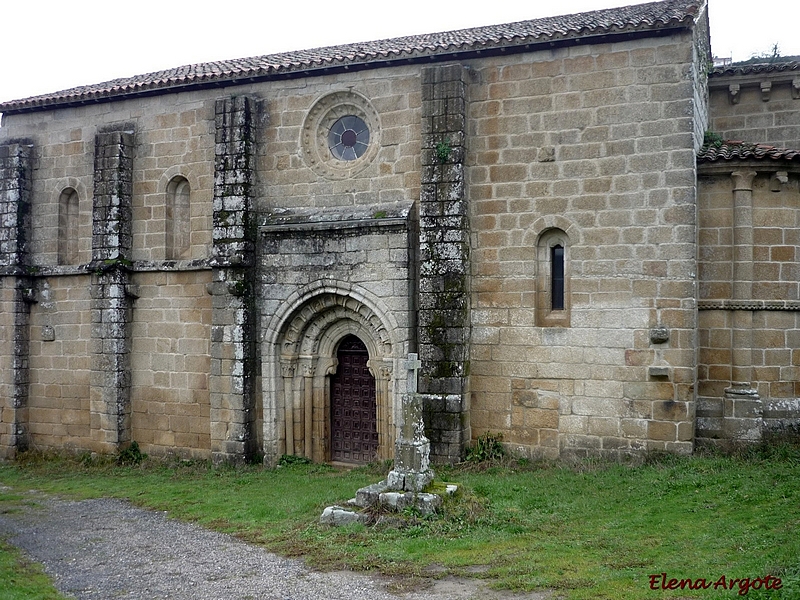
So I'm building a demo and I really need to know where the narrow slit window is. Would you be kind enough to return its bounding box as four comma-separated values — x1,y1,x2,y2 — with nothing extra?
551,244,565,310
537,228,569,327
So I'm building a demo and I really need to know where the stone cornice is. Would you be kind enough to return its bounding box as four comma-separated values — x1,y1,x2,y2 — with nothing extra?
698,299,800,311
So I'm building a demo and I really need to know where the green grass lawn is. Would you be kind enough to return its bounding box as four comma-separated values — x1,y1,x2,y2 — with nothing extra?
1,447,798,600
0,539,66,600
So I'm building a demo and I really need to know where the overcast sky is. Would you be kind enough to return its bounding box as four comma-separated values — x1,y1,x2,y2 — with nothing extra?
1,0,797,103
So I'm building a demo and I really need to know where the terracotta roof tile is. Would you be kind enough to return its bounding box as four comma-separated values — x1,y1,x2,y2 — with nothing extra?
710,60,799,78
0,0,702,114
698,140,800,162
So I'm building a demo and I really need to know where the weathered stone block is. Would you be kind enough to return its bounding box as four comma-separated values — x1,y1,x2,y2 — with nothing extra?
648,421,677,442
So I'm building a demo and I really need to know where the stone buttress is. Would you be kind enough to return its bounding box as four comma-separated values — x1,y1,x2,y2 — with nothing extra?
209,96,259,464
0,141,34,458
418,64,471,463
89,127,136,452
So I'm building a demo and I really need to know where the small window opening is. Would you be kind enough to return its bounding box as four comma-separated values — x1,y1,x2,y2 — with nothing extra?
536,228,570,327
551,244,565,310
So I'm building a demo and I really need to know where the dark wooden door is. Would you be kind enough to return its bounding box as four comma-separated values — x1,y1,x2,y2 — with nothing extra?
330,335,378,463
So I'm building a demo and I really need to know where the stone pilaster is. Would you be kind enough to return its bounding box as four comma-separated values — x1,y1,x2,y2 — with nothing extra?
0,142,33,268
209,96,258,465
90,128,135,452
724,170,762,441
0,141,34,457
418,64,471,463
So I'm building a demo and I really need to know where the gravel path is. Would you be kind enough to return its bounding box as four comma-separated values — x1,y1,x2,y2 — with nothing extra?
0,491,550,600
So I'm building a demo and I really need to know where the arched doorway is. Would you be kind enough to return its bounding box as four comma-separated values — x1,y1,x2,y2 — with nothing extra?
330,335,378,463
263,290,401,466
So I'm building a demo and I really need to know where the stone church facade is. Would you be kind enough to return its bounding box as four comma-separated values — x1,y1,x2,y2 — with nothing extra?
1,0,798,465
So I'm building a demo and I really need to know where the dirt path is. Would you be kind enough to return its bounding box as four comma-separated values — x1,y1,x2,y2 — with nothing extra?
0,491,551,600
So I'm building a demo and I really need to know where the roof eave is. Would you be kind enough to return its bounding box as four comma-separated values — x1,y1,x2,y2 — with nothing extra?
0,24,691,116
698,156,800,175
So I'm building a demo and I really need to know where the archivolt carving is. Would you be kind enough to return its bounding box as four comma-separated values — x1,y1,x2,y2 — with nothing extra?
281,293,392,360
264,289,399,464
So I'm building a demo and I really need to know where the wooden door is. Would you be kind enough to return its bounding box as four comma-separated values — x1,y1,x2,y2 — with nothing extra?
330,335,378,463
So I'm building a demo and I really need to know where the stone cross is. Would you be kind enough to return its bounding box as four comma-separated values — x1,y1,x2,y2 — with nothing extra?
386,352,434,492
403,353,421,394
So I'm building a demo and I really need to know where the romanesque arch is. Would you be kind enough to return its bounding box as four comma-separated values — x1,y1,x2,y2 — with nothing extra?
262,284,403,465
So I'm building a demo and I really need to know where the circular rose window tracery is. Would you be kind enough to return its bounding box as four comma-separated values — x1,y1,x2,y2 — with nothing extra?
302,91,380,179
328,115,369,161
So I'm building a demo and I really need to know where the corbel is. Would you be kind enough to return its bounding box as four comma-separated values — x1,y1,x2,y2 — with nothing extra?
760,81,772,102
728,83,740,105
793,77,800,100
770,171,789,192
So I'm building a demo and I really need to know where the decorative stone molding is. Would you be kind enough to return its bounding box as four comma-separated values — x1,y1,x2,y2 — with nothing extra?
301,91,381,180
698,299,800,311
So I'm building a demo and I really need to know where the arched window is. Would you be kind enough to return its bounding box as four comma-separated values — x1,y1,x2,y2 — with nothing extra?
551,244,565,310
165,176,190,260
537,229,570,327
57,188,79,265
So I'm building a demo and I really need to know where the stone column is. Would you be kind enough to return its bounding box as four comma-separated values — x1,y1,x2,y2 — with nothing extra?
375,363,394,461
302,362,314,459
418,64,471,463
0,141,34,457
89,128,135,452
209,96,258,464
280,362,295,456
724,170,761,440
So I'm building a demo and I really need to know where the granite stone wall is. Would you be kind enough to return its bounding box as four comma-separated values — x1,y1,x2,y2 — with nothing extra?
27,277,92,451
5,4,796,463
697,167,800,445
708,69,800,150
130,270,212,458
467,33,702,458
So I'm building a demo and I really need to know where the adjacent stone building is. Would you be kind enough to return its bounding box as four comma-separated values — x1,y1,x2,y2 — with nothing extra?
1,0,798,465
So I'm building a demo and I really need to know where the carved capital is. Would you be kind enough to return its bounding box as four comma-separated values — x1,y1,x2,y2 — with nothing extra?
280,363,295,378
325,358,338,376
731,170,757,192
